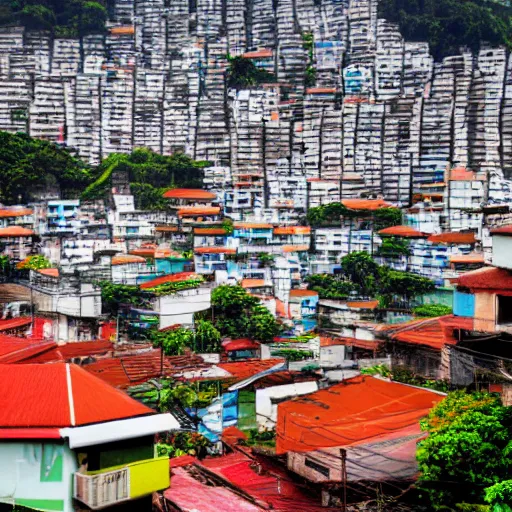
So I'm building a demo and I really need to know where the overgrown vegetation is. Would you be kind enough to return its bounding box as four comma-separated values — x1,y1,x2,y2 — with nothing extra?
244,428,276,448
302,32,316,87
271,348,315,361
417,391,512,509
485,480,512,511
211,285,281,342
379,0,512,60
0,132,92,204
82,148,209,209
97,281,148,315
226,56,276,89
157,431,210,459
0,0,109,36
307,202,402,230
306,252,435,304
413,304,453,318
16,255,51,270
376,237,411,258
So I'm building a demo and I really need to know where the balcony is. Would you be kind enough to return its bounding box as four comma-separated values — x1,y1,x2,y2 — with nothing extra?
74,456,169,510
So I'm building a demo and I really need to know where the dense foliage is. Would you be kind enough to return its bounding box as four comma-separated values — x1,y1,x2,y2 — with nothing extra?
226,56,276,89
194,319,222,353
485,480,512,511
0,132,91,204
304,273,355,299
379,0,512,60
82,148,209,209
417,391,512,509
376,237,411,258
302,32,316,87
413,303,453,317
307,202,402,229
16,255,51,270
306,252,434,305
0,0,109,36
151,326,194,356
157,431,210,459
97,281,148,315
211,285,281,342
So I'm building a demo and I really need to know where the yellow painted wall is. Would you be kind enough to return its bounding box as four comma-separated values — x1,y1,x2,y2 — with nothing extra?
129,456,169,498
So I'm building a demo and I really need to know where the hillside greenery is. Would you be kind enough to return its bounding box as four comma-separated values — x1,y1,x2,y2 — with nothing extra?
379,0,512,60
82,148,210,209
0,0,110,36
0,131,92,204
226,56,276,89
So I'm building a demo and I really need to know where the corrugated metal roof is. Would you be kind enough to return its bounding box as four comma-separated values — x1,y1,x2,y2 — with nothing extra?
139,272,201,289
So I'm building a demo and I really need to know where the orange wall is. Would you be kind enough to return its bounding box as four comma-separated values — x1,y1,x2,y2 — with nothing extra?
474,292,496,333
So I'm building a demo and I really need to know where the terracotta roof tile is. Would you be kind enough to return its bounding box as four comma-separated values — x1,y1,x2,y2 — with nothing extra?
222,339,260,352
0,227,34,237
163,189,217,200
282,245,309,252
342,199,391,211
234,223,273,229
241,279,268,288
243,49,273,59
194,228,228,235
457,266,512,291
178,207,220,216
274,226,311,235
112,254,147,266
428,232,476,244
194,247,236,254
289,289,318,297
140,272,201,289
379,225,427,238
0,208,33,218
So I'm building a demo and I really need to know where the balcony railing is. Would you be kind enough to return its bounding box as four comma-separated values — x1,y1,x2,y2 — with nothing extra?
74,467,130,509
74,457,169,510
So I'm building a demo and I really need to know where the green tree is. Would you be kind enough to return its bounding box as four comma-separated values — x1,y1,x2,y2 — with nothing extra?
413,304,453,318
211,285,280,341
417,391,512,509
151,326,194,356
378,267,435,304
373,207,402,231
376,237,411,258
16,255,51,271
341,251,380,296
18,4,56,29
0,131,91,204
194,319,221,353
304,273,355,299
226,56,276,89
485,480,512,512
97,281,147,315
77,1,107,34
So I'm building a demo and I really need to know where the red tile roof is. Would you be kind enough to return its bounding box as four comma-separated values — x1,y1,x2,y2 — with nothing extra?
428,232,476,244
194,228,228,235
112,254,146,266
222,339,260,352
21,340,113,364
306,87,337,94
178,207,221,216
139,272,201,289
274,226,311,235
217,359,284,383
0,226,34,237
0,336,56,364
342,199,391,211
491,225,512,236
0,317,32,332
346,300,379,309
163,189,217,200
85,350,208,388
0,363,153,428
241,279,268,289
194,247,236,254
36,268,59,277
234,223,273,229
289,289,318,297
243,49,273,59
379,225,427,238
0,208,33,218
457,266,512,291
276,376,444,454
379,315,474,350
449,254,485,264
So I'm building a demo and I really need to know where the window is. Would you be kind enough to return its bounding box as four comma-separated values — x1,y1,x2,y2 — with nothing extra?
305,457,330,478
497,295,512,325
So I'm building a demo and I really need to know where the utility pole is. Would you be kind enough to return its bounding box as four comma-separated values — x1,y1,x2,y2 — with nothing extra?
340,448,347,512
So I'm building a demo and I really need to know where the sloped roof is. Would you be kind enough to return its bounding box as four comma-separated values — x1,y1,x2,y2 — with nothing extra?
112,254,147,266
36,268,59,277
282,245,309,252
178,207,221,216
379,315,474,350
0,208,32,218
342,199,391,211
222,339,260,352
274,226,311,235
0,336,56,364
449,253,485,264
139,272,201,289
241,279,268,289
163,189,216,200
289,289,318,297
21,340,113,364
379,225,427,238
0,317,32,332
194,247,236,254
491,225,512,237
243,49,273,59
0,226,34,237
0,363,154,428
457,266,512,291
276,376,444,454
217,359,285,383
428,232,476,244
194,228,228,235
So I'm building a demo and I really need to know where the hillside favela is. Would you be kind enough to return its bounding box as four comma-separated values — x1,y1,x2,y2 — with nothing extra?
3,0,512,510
